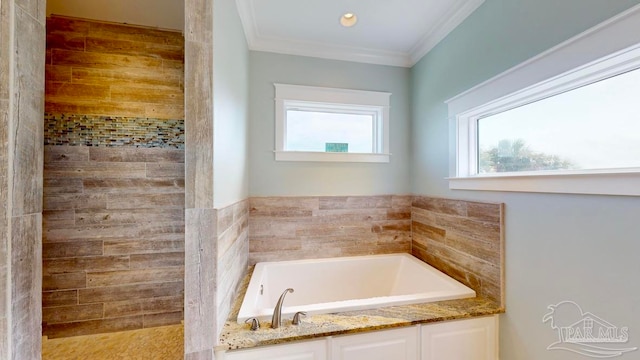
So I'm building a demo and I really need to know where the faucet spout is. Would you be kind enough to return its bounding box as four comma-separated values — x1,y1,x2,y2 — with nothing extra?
271,288,294,329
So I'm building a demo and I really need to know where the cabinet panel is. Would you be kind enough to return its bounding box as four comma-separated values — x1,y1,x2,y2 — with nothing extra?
223,339,327,360
421,316,497,360
332,327,418,360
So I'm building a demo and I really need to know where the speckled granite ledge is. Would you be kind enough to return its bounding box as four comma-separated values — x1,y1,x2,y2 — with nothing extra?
217,267,504,351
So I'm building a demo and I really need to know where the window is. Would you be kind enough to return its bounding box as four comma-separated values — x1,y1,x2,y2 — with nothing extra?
476,66,640,174
446,5,640,196
274,84,390,162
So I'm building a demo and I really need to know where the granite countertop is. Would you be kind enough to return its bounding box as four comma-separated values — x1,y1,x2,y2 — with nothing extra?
217,268,504,351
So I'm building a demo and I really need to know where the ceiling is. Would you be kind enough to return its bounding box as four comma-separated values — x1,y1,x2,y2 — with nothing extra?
46,0,485,68
237,0,484,67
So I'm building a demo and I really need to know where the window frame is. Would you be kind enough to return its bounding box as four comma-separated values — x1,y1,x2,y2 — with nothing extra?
446,4,640,196
274,83,391,163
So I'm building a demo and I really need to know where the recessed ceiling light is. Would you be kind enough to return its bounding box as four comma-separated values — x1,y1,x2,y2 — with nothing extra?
340,12,358,27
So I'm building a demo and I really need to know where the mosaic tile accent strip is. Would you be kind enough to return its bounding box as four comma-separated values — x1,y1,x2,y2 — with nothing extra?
44,113,185,149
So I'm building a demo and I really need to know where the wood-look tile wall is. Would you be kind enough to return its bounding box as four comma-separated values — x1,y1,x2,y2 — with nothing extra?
248,196,412,264
45,15,184,119
1,0,46,358
42,146,185,338
411,196,504,306
216,200,249,337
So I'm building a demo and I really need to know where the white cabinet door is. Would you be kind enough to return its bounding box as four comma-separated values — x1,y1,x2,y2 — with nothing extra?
421,316,497,360
331,326,419,360
223,339,327,360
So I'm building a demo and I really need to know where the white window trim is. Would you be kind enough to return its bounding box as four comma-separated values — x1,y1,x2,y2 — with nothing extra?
274,83,391,163
445,3,640,196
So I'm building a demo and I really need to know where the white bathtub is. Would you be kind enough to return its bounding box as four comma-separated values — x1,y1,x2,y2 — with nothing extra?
237,253,475,323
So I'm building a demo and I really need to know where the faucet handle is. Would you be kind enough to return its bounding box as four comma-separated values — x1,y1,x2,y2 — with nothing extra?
292,311,307,325
244,317,260,331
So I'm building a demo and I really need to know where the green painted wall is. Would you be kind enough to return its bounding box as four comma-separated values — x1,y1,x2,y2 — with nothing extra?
411,1,640,358
249,51,411,196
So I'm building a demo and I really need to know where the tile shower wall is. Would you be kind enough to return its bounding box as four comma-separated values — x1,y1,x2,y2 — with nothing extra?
248,195,412,264
42,16,185,339
411,196,504,306
45,15,184,119
1,0,46,358
42,146,185,338
44,114,184,148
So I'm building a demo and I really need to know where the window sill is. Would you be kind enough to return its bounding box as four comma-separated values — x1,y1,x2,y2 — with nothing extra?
448,170,640,196
275,151,390,163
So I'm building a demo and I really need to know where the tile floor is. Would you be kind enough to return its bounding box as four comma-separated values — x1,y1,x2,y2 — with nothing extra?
42,324,183,360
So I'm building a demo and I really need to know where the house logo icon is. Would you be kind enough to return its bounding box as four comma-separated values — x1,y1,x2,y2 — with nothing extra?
543,301,637,358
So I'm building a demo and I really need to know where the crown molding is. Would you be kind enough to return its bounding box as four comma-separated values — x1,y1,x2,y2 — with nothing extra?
250,36,413,67
409,0,485,65
235,0,484,68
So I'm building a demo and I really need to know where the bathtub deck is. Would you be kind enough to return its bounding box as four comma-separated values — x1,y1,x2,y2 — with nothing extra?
218,269,503,351
42,324,183,360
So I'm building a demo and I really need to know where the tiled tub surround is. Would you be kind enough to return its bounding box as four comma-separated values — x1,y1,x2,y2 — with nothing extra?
248,195,412,264
45,113,184,148
45,15,184,120
216,200,250,340
42,146,185,338
411,197,504,306
218,195,505,351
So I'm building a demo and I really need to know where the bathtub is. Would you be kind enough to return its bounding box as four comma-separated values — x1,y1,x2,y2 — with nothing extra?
237,253,475,323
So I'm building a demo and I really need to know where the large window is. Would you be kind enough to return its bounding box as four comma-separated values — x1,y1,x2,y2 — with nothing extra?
275,84,390,163
447,4,640,196
477,66,640,174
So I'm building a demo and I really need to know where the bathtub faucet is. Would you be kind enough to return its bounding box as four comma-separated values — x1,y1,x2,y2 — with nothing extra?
271,288,294,329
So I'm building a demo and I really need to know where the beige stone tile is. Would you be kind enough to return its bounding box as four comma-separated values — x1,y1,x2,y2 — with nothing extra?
43,272,86,291
44,316,144,339
146,162,185,178
185,0,212,43
412,221,446,243
89,147,184,163
43,193,107,211
44,145,90,163
75,208,184,225
83,178,184,194
466,201,502,222
43,304,103,324
319,195,392,210
42,290,78,308
184,40,213,209
43,222,182,242
43,209,76,228
78,282,183,304
11,214,43,359
12,126,43,215
129,252,184,269
104,296,183,319
43,241,103,259
104,239,184,256
143,311,183,328
44,161,147,179
88,268,184,288
412,196,467,216
42,324,183,359
106,193,184,209
44,255,129,276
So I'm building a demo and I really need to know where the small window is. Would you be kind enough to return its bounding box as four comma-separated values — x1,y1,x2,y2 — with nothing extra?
274,84,390,163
